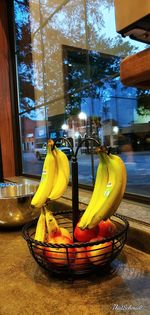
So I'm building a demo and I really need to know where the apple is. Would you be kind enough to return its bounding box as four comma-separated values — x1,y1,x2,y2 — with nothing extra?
98,219,117,238
44,235,75,266
74,223,99,242
86,237,112,265
70,246,89,270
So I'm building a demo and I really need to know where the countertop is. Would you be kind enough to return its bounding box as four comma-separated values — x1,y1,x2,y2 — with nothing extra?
0,228,149,315
5,176,150,225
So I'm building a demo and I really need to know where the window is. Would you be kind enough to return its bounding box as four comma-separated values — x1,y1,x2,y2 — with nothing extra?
13,0,150,198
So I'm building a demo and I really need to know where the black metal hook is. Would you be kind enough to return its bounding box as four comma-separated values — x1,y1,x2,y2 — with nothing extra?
53,137,75,157
49,136,111,238
74,137,101,158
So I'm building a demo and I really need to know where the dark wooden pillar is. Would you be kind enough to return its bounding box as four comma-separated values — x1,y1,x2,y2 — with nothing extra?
0,0,16,178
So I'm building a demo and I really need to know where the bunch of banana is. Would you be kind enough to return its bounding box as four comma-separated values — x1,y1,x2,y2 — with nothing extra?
34,206,61,241
31,140,70,208
48,147,70,200
108,153,127,214
78,151,108,229
31,140,56,208
44,206,72,241
79,151,127,230
34,207,60,254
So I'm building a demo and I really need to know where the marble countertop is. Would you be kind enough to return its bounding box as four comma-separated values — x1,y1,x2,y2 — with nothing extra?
0,228,149,315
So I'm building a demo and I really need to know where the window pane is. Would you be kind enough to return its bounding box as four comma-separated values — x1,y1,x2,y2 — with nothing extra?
20,107,48,175
14,0,150,198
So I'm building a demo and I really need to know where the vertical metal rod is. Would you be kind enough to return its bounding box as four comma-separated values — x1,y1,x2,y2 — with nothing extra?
71,156,79,240
90,140,95,186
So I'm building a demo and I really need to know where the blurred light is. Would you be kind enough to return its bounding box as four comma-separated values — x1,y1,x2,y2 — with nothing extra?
78,112,87,120
61,123,68,130
113,126,119,134
75,132,80,138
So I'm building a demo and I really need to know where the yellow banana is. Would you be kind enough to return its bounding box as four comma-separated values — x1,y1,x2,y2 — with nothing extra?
31,140,56,208
34,208,46,242
45,207,61,240
107,153,127,216
78,152,108,229
34,208,46,255
48,147,70,200
85,152,124,229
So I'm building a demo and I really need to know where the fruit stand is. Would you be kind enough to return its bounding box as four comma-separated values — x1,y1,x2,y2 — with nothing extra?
23,137,129,276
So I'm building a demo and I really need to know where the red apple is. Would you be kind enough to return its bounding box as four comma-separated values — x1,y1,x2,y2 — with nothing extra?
74,223,99,242
98,219,117,238
70,246,89,270
44,235,75,266
86,237,112,265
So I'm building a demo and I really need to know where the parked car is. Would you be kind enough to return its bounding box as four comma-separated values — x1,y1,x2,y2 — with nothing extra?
34,142,47,160
34,142,72,160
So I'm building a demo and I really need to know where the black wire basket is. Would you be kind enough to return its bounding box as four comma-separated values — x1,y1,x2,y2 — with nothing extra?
22,211,129,276
22,138,129,276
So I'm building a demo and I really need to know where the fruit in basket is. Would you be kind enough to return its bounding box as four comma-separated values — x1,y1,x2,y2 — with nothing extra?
98,219,117,238
45,207,61,240
48,147,70,200
79,151,127,230
45,207,72,241
44,209,74,266
44,235,75,266
60,227,72,240
34,208,46,255
70,246,89,270
31,140,56,208
74,222,98,242
86,238,112,265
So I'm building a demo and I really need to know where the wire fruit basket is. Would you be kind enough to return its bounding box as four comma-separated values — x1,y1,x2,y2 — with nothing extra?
23,137,129,276
22,211,129,276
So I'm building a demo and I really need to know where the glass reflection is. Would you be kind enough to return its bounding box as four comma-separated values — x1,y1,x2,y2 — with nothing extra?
14,0,150,196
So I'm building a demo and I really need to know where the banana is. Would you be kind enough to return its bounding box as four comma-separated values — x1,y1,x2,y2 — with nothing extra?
48,147,70,200
85,152,124,229
78,152,108,229
107,153,127,216
34,208,46,242
31,140,56,208
45,207,61,240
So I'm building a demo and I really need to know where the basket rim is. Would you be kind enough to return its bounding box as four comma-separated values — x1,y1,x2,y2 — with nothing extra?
22,212,129,248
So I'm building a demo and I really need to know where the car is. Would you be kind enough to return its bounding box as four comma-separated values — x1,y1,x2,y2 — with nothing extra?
34,142,47,160
34,142,72,160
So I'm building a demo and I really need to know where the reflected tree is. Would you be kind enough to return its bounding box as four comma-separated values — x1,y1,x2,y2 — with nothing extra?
14,0,149,120
136,90,150,116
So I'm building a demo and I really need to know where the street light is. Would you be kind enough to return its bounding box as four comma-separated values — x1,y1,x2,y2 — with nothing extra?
113,126,119,134
78,112,87,121
61,123,69,131
78,112,87,134
75,131,80,139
